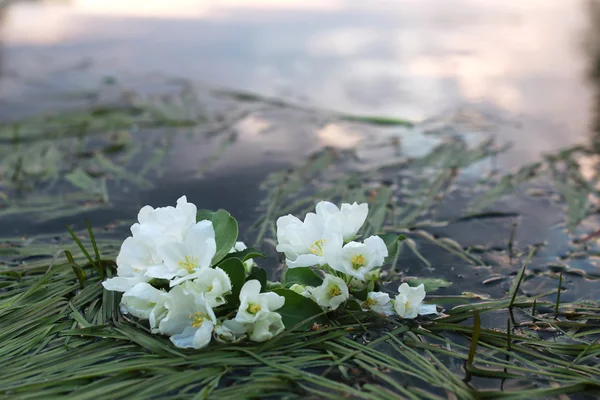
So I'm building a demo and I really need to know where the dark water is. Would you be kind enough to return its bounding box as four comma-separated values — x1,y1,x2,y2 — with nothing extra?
1,0,600,334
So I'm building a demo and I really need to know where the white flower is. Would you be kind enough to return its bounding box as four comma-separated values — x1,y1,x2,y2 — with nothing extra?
176,267,232,307
315,201,368,241
214,320,248,343
146,220,216,281
102,236,160,293
362,291,394,316
120,282,168,320
130,195,197,242
235,280,285,324
275,212,343,268
229,241,255,274
290,283,312,298
151,285,217,349
394,283,426,319
328,236,388,281
249,312,285,342
309,274,349,310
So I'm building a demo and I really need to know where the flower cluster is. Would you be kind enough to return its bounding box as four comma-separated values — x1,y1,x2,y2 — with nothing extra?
99,197,438,352
277,201,434,319
102,196,285,349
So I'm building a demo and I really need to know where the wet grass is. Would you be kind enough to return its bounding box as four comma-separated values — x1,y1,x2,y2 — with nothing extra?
2,85,600,398
1,233,599,399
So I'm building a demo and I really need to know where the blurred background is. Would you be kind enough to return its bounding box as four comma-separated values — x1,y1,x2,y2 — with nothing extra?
0,0,599,160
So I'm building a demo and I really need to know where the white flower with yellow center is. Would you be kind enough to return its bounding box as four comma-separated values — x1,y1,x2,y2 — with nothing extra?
315,201,368,241
150,285,217,349
130,195,197,242
275,212,343,268
249,311,285,342
328,236,388,281
146,220,216,281
309,274,349,310
119,282,168,320
235,280,285,324
174,267,232,307
362,291,394,316
394,283,426,319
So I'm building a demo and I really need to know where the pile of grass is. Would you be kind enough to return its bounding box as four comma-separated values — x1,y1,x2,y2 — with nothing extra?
1,234,599,399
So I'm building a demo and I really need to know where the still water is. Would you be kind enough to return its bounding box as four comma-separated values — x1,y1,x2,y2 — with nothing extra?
1,0,598,164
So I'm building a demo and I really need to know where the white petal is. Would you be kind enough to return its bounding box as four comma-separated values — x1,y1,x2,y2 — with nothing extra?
398,283,411,296
340,202,368,240
192,321,214,349
286,254,321,268
102,276,144,293
363,235,388,267
262,292,285,311
233,241,248,251
176,195,197,223
419,304,438,315
170,325,198,349
240,280,261,299
249,312,285,342
315,201,340,219
137,205,154,224
121,282,165,320
157,242,190,271
145,265,176,280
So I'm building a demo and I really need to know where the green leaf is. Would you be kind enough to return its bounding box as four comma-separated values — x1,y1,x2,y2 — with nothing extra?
247,267,268,292
218,258,246,303
272,288,326,329
148,278,170,291
405,277,452,293
65,250,86,289
219,248,266,264
210,209,238,265
196,209,214,222
380,233,406,264
283,267,323,288
345,300,363,311
351,286,368,301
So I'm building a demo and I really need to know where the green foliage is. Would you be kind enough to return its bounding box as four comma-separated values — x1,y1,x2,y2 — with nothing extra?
380,233,406,264
405,278,452,293
209,210,239,266
219,248,266,265
272,288,326,329
246,267,268,291
218,258,246,304
283,267,323,287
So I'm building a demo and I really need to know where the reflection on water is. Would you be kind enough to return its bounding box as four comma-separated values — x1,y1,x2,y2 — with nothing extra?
585,0,600,145
0,0,595,167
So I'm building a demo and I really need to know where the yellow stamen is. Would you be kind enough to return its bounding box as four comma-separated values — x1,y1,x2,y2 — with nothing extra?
405,301,411,310
247,303,261,314
365,297,377,307
178,255,199,273
351,254,365,270
189,312,206,328
309,239,326,256
328,285,341,297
